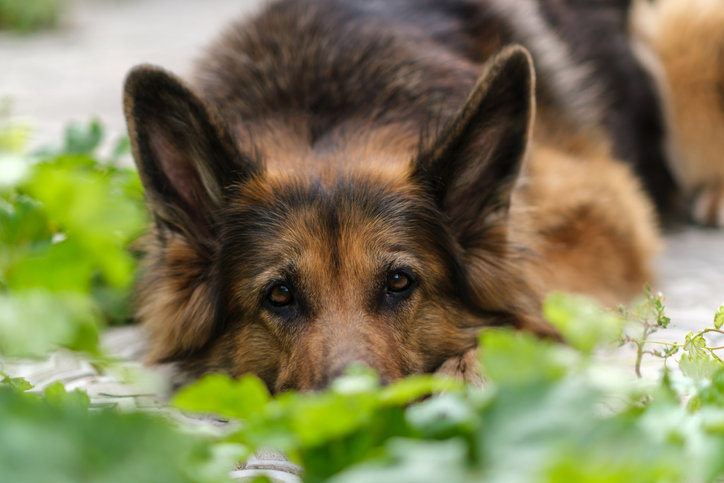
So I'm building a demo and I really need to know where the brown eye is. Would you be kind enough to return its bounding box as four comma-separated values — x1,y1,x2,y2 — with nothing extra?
268,283,293,307
387,271,412,293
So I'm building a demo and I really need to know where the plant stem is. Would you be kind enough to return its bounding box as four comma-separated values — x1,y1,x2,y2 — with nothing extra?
637,340,681,347
634,320,652,378
708,350,724,363
698,328,724,337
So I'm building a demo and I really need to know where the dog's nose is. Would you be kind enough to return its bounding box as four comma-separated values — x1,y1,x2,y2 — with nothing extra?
327,364,350,382
312,360,393,391
311,360,370,390
312,364,356,390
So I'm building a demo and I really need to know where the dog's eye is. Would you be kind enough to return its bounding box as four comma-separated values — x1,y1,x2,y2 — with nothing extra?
386,270,413,293
267,283,293,307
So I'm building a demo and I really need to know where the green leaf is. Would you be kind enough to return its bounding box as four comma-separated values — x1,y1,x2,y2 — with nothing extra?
714,305,724,330
0,290,100,356
479,328,576,384
62,120,103,154
0,0,61,32
692,368,724,408
0,373,33,392
0,194,50,249
543,292,623,354
331,438,470,483
0,121,31,153
330,366,380,395
0,385,232,483
6,239,96,292
173,373,271,420
683,332,708,358
42,381,89,407
679,353,721,383
110,136,131,162
287,391,380,447
406,393,478,438
379,375,462,406
2,142,148,325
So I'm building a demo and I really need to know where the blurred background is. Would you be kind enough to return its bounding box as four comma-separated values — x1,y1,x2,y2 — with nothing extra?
1,0,258,151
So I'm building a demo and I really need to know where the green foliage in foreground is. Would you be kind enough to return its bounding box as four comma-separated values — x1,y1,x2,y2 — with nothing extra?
0,119,147,356
3,119,724,482
172,296,724,483
0,378,234,483
0,0,61,32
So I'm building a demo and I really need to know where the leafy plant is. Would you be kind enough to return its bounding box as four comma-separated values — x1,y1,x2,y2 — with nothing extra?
1,118,148,356
0,0,61,32
4,118,724,482
170,294,724,483
8,285,724,482
0,376,236,483
621,286,724,381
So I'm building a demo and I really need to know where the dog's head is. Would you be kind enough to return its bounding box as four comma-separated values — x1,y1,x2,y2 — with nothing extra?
124,46,553,391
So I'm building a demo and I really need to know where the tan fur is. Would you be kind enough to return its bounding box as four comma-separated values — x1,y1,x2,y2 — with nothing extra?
216,167,500,389
125,1,664,391
519,138,660,307
135,235,217,363
632,0,724,226
435,121,660,380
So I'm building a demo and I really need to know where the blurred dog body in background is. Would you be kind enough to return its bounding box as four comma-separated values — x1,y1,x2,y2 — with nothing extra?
632,0,724,227
123,0,718,391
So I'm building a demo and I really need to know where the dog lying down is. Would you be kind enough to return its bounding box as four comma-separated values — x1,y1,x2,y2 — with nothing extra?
123,0,722,392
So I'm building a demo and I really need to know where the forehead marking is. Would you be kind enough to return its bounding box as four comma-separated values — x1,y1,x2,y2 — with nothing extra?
229,169,452,299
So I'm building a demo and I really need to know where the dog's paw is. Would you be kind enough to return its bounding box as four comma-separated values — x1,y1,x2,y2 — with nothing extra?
434,348,483,386
692,184,724,227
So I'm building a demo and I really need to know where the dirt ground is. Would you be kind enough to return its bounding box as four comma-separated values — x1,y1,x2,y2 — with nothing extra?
2,0,723,375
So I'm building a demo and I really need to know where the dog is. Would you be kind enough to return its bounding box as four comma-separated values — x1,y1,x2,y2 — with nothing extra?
123,0,664,392
632,0,724,227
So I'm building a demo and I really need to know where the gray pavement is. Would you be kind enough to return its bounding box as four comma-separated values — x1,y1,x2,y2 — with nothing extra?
656,228,724,343
1,0,258,148
2,0,723,369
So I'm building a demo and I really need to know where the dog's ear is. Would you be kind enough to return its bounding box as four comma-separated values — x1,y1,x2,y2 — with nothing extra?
413,46,534,244
124,65,255,242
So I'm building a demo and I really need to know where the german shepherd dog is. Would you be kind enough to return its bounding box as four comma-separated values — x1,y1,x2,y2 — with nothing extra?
632,0,724,227
124,0,667,391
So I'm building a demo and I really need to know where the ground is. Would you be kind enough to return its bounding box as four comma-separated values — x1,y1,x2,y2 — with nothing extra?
2,0,723,376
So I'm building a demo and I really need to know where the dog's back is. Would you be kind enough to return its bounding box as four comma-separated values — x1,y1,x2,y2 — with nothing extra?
197,0,671,205
195,0,504,164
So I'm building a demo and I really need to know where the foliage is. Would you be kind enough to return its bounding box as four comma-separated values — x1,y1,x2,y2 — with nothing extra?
1,118,147,356
3,119,724,482
0,376,235,483
621,286,724,382
0,118,236,481
172,294,724,483
0,0,61,32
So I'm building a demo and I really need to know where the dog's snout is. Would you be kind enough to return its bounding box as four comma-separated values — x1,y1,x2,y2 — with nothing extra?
313,359,367,390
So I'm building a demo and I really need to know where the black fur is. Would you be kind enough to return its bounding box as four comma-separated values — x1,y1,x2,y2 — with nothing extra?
538,0,678,215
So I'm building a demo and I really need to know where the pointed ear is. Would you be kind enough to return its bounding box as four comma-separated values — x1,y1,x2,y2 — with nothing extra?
123,65,256,242
413,46,534,243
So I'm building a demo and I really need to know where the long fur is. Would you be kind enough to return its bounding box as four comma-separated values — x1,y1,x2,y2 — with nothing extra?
632,0,724,226
125,0,661,391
